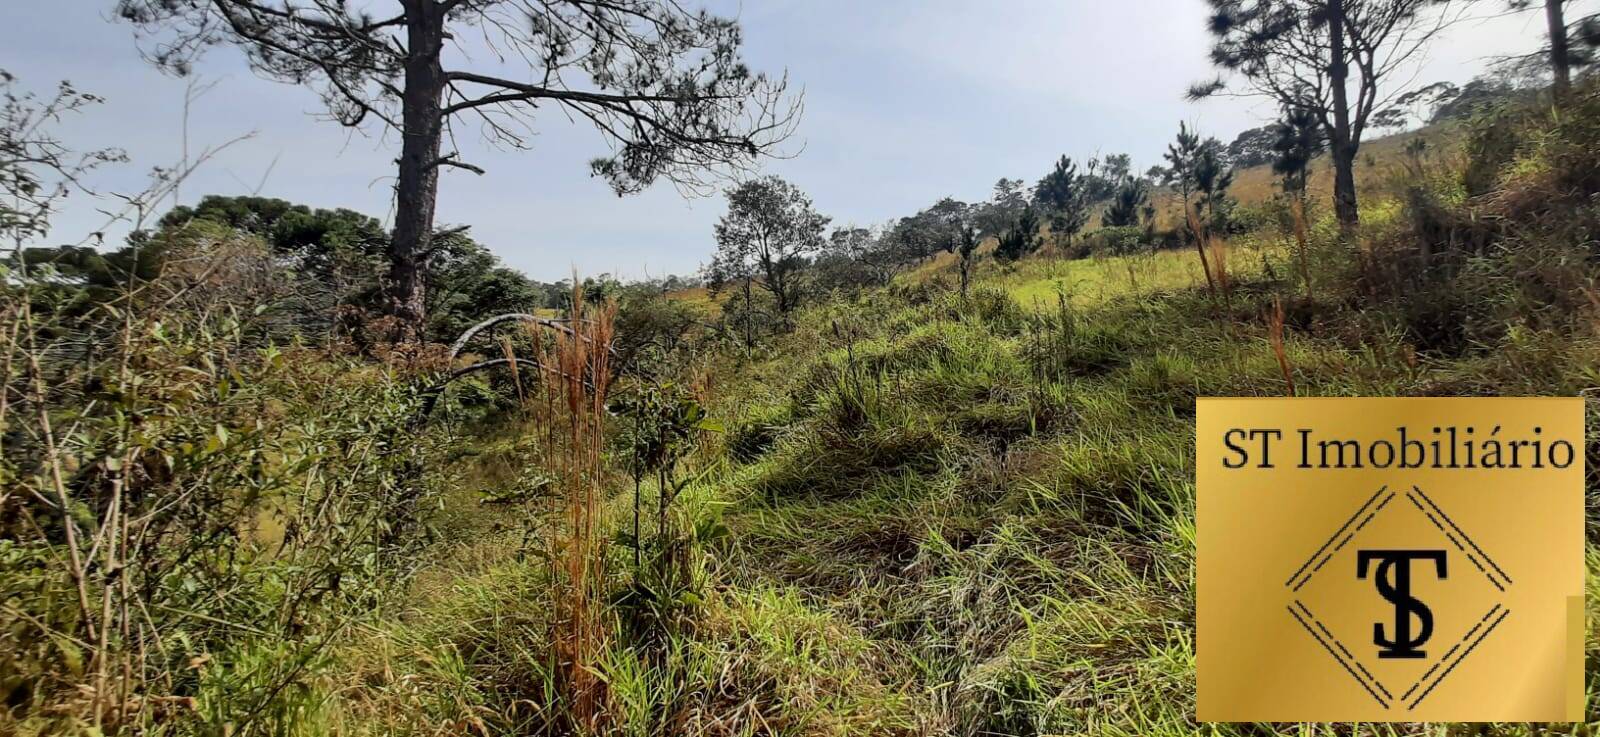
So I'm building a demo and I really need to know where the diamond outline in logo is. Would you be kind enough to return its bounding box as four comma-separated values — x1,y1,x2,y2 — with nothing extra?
1284,485,1511,711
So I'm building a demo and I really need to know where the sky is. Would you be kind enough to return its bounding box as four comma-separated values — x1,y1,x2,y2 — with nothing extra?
4,1,1552,282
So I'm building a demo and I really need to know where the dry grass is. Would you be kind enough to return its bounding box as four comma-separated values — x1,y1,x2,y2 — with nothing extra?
1150,123,1460,228
663,286,721,318
542,282,619,733
1268,295,1295,396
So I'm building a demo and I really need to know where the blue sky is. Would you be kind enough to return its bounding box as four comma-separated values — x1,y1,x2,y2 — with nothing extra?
6,1,1549,281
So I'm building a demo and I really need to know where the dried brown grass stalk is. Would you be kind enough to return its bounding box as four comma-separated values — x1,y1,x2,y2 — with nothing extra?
499,336,525,404
542,279,618,732
1209,234,1231,297
1269,296,1296,397
1184,204,1220,299
1290,196,1315,300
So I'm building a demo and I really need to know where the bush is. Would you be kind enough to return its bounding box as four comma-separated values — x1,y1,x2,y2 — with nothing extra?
0,239,444,735
1080,225,1151,257
615,291,705,371
963,286,1029,335
1461,101,1531,198
1359,81,1600,356
1223,201,1277,235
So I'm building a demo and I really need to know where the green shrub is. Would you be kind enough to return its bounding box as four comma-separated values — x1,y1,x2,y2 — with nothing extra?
1,241,443,736
1082,225,1151,256
963,286,1029,335
1462,101,1530,197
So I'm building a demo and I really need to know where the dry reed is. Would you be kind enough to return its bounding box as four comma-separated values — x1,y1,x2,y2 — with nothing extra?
541,280,618,733
1269,296,1295,397
1290,196,1315,300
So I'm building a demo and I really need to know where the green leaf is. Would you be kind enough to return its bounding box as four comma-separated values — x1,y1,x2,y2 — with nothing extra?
695,418,726,433
53,636,84,678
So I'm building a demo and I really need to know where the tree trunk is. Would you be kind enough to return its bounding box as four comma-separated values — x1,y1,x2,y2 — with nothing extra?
1184,201,1218,299
387,0,447,341
741,276,754,348
1548,0,1572,105
760,252,791,326
769,269,789,317
1327,0,1360,236
1330,140,1359,235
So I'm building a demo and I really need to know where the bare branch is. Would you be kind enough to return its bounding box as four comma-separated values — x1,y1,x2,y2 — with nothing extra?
448,312,581,361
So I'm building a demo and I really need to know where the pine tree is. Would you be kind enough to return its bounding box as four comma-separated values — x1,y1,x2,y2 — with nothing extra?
1271,106,1327,199
1192,0,1455,236
1034,156,1090,249
1103,179,1150,228
995,207,1043,264
117,0,797,339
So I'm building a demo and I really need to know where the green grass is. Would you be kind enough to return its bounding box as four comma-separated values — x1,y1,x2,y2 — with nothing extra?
998,248,1214,310
306,226,1600,735
278,99,1600,736
677,221,1600,734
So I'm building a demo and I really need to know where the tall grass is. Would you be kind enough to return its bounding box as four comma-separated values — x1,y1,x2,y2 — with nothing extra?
20,81,1600,737
1,236,444,736
1269,296,1295,396
542,282,618,733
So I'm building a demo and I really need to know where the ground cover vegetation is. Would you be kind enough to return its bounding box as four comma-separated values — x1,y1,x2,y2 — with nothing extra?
7,1,1600,735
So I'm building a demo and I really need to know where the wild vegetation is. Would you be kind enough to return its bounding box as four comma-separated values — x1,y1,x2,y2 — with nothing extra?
7,1,1600,736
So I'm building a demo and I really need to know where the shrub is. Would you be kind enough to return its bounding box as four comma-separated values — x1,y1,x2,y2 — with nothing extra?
1080,225,1151,257
963,286,1029,335
1360,82,1600,356
0,238,444,735
1461,101,1530,198
1223,200,1277,235
616,291,704,367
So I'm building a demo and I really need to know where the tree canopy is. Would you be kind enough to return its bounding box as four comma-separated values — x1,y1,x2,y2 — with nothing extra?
1193,0,1457,233
1035,156,1091,248
116,0,799,338
711,176,829,319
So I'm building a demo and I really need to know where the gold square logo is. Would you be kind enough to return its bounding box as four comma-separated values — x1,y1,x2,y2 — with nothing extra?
1197,398,1584,722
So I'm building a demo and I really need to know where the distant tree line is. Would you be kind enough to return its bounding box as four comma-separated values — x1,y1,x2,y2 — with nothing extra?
18,194,702,346
699,144,1175,327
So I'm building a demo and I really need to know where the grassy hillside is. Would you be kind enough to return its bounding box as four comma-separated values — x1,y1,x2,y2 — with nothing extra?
367,98,1600,735
400,109,1600,737
1135,125,1457,237
344,225,1600,735
1221,124,1454,210
9,61,1600,737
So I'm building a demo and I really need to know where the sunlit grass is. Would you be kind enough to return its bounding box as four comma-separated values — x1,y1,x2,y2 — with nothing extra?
989,239,1290,311
315,115,1600,734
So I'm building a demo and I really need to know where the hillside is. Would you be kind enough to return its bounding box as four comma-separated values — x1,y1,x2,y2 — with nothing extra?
313,98,1599,734
1148,123,1455,229
9,5,1600,736
359,218,1600,737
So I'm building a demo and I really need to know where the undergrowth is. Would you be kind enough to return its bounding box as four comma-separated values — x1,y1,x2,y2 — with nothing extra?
12,75,1600,737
